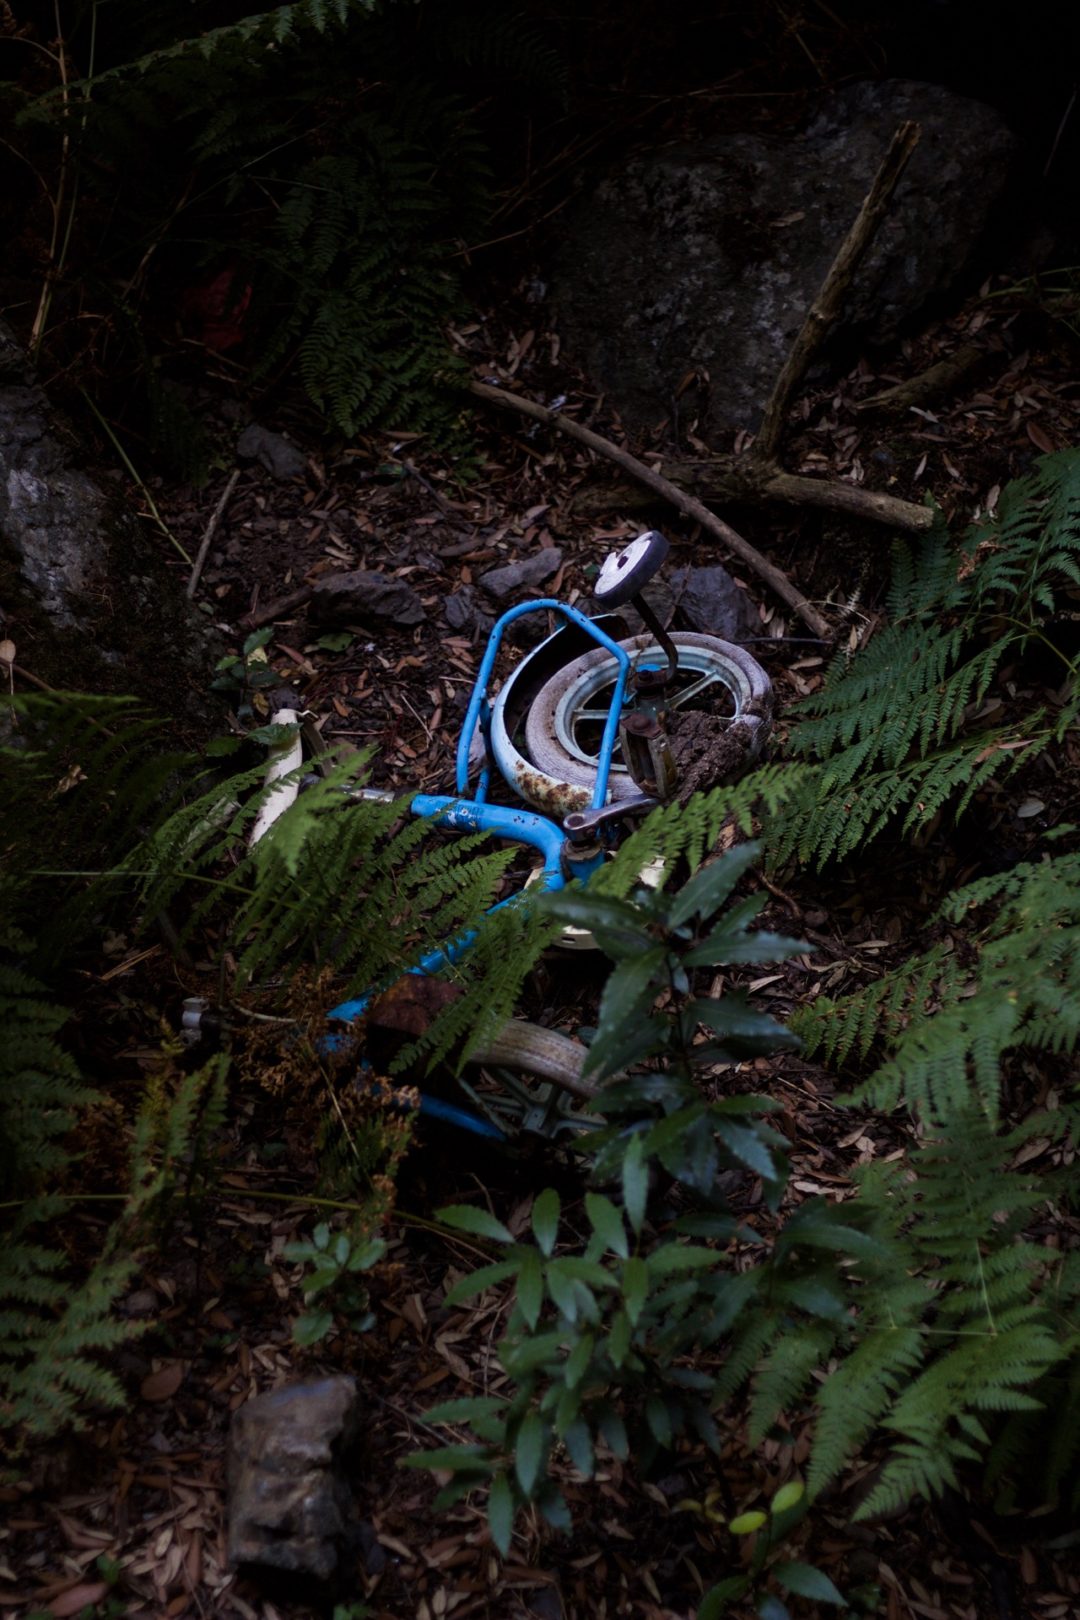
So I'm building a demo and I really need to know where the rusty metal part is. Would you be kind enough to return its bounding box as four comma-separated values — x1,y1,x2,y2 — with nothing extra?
518,632,773,809
562,795,660,840
620,711,679,799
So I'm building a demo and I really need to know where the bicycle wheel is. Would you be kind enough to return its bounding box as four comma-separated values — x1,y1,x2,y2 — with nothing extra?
432,1020,602,1144
509,632,771,809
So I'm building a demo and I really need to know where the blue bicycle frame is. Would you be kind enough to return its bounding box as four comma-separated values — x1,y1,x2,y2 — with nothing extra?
324,600,636,1137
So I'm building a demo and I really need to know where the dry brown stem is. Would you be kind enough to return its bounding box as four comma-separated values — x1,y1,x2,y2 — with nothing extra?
753,121,921,462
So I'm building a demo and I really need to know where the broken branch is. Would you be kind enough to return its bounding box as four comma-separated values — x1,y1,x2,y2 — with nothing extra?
753,120,921,463
469,380,831,638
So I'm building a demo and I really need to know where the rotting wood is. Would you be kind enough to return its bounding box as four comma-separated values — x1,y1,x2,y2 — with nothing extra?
854,343,985,415
469,380,832,638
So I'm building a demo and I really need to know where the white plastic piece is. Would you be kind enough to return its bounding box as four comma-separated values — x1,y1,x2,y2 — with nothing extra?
594,530,669,606
249,710,304,846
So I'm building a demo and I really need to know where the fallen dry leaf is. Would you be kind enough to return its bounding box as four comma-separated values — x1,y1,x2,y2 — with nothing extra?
141,1361,185,1401
45,1583,109,1617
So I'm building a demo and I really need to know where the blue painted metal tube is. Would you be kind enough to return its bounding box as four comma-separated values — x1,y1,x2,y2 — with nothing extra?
455,601,632,810
326,795,568,1027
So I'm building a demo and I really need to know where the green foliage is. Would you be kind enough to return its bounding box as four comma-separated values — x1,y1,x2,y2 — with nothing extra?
12,0,566,451
770,452,1080,866
1,1055,227,1445
132,738,515,998
694,1480,849,1617
808,1112,1071,1519
412,785,1080,1544
791,941,959,1071
1,693,187,965
408,848,803,1548
592,764,807,896
0,959,95,1192
794,845,1080,1122
283,1221,386,1344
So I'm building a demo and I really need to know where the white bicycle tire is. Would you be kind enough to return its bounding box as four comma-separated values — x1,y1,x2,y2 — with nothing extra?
492,633,771,813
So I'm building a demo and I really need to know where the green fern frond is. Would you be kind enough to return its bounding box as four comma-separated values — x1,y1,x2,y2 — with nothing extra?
792,940,960,1068
749,1323,835,1444
594,764,808,897
809,1328,925,1498
771,452,1080,869
847,850,1080,1121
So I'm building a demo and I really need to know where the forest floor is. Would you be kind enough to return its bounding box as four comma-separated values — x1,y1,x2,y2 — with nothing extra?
6,277,1080,1620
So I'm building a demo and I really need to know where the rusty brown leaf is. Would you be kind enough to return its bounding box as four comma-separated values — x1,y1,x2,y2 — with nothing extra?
141,1361,185,1401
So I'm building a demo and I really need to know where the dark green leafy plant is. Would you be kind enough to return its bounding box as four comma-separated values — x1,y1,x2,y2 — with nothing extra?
10,0,566,452
694,1479,849,1618
282,1221,386,1345
771,450,1080,866
794,840,1080,1122
1,1052,227,1444
407,843,807,1550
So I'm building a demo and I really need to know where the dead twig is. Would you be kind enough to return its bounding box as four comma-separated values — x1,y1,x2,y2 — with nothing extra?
754,121,921,462
186,468,241,599
469,380,831,638
854,343,985,415
237,584,314,631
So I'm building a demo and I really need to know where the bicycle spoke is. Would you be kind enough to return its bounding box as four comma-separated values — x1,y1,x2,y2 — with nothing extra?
670,669,726,708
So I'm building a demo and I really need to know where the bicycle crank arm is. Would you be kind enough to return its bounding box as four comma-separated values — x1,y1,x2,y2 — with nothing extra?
562,794,660,842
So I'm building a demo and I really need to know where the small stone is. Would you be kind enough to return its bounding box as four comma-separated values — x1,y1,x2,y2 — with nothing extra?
124,1289,159,1316
227,1376,361,1585
479,548,563,599
236,423,308,480
670,565,755,641
444,585,494,637
309,570,425,628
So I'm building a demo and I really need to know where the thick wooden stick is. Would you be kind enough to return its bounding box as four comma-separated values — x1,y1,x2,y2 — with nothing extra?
568,455,933,532
753,121,921,464
854,343,984,415
469,380,830,638
765,470,933,529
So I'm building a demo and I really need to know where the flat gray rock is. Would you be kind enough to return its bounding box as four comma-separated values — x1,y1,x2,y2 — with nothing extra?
309,568,426,628
479,548,562,599
444,584,494,637
227,1376,361,1584
670,565,756,641
237,423,308,480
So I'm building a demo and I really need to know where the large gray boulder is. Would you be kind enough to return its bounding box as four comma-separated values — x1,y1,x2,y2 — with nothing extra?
551,80,1016,438
0,321,220,723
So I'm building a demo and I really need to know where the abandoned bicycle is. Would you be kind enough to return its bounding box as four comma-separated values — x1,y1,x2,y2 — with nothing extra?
188,531,774,1143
